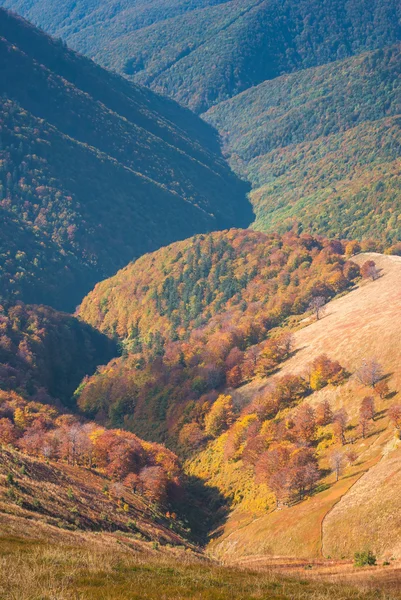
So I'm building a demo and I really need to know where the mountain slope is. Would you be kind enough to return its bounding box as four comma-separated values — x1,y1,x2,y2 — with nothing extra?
79,241,401,560
0,8,251,309
77,229,360,443
3,0,401,112
191,253,401,560
0,302,117,406
205,45,401,242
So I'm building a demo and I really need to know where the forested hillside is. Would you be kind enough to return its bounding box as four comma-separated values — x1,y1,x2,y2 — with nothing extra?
0,387,198,560
0,302,116,406
0,8,251,309
3,0,401,112
206,45,401,243
191,253,401,561
79,242,401,561
4,1,401,247
77,229,363,443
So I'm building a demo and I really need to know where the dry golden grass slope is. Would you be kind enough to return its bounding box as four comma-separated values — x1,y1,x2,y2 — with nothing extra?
0,446,191,549
206,253,401,561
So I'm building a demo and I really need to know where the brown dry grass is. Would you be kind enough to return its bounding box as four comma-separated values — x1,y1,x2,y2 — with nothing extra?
0,534,400,600
0,446,189,548
230,554,401,595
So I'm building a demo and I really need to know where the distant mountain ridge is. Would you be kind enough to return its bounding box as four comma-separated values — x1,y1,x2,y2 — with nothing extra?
3,0,401,112
0,8,251,309
3,0,401,247
205,44,401,243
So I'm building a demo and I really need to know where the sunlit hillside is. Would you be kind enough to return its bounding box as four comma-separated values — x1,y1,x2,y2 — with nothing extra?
205,45,401,243
189,253,401,560
77,229,362,443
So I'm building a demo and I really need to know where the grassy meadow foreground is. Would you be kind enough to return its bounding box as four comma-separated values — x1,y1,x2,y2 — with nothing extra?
1,532,401,600
0,445,400,600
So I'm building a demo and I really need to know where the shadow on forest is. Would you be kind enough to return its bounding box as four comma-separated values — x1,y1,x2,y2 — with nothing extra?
174,475,231,546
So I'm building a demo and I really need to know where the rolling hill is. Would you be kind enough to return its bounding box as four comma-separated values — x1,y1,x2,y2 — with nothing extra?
76,234,401,561
3,0,401,113
76,228,361,443
0,8,251,310
205,44,401,243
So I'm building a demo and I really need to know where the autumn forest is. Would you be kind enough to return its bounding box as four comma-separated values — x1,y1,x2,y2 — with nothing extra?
1,2,401,599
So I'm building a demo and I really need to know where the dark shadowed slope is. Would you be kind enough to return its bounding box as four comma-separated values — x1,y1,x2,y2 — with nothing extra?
0,9,251,309
0,302,117,406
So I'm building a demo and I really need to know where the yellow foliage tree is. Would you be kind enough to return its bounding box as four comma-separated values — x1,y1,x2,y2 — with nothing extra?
204,395,234,438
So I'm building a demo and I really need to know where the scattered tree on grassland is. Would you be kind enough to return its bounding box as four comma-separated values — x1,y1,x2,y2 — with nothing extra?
333,408,349,445
345,449,358,465
272,374,309,406
343,261,361,281
316,400,333,426
255,333,294,378
388,405,401,436
361,260,380,281
242,430,268,466
256,443,319,506
362,397,376,421
308,296,326,321
293,404,316,445
224,414,259,460
268,468,292,507
375,380,389,399
356,358,383,389
330,449,345,482
309,354,346,391
247,388,279,421
359,396,375,439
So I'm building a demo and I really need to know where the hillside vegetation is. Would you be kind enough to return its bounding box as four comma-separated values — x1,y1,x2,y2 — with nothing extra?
3,0,401,112
78,240,401,561
0,8,251,309
0,390,187,522
0,302,116,406
188,254,401,561
77,228,362,444
5,1,401,247
205,44,401,243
